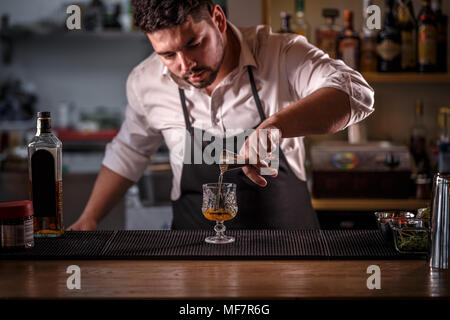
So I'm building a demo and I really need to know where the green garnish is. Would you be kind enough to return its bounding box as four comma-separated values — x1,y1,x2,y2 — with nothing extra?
396,229,428,252
417,207,431,220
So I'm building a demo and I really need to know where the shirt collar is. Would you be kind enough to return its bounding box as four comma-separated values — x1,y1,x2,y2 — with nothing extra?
161,21,257,89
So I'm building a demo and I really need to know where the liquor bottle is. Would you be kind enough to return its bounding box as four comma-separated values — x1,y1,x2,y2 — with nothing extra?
360,0,378,72
417,0,437,72
28,112,64,238
398,0,417,71
410,100,430,175
377,0,401,72
294,0,310,40
278,12,294,34
337,10,361,70
432,0,448,72
316,8,341,59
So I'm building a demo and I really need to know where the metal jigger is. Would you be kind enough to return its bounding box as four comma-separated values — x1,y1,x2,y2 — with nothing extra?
429,173,450,269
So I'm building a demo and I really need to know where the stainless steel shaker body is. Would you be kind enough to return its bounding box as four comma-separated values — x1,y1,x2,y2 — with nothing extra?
429,173,450,269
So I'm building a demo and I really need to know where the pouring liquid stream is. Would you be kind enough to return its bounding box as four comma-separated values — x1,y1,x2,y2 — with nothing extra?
216,164,228,209
216,151,247,210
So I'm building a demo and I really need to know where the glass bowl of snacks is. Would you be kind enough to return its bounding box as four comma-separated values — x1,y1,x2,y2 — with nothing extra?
389,218,429,254
374,211,415,241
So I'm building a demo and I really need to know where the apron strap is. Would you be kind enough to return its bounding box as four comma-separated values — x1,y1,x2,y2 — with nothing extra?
178,88,193,132
178,66,266,131
247,66,266,122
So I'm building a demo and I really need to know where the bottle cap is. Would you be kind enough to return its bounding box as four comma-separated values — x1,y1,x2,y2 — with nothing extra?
280,11,291,19
0,200,34,219
37,111,51,118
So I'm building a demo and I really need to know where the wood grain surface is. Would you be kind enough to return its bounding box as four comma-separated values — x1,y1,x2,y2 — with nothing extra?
1,259,449,299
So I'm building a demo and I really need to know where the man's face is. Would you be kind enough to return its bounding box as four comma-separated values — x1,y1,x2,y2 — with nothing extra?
148,12,225,89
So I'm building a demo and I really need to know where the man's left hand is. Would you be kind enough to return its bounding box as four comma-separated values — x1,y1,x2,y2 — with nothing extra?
238,122,282,187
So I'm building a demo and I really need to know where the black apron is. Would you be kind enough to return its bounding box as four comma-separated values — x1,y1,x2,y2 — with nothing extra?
171,67,319,230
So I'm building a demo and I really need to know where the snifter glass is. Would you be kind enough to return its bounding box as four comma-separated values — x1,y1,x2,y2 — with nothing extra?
202,183,237,244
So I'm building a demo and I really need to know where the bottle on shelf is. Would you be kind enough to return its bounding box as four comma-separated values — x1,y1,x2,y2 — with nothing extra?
316,8,341,59
431,0,448,72
293,0,310,40
360,0,378,72
377,0,401,72
417,0,438,72
28,112,64,238
103,3,122,30
437,107,450,172
278,12,294,34
337,10,360,70
84,0,106,32
410,100,430,176
0,14,12,64
397,0,417,72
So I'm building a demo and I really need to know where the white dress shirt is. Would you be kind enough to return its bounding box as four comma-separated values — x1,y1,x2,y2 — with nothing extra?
102,22,375,201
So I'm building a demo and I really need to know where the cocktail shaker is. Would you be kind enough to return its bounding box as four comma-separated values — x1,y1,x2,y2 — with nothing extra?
429,173,450,269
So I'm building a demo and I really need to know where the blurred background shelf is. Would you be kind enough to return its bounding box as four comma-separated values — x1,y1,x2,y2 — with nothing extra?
55,129,118,141
311,197,430,211
0,120,35,131
362,72,450,83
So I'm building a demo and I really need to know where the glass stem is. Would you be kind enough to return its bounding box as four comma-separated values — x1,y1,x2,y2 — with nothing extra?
214,221,226,238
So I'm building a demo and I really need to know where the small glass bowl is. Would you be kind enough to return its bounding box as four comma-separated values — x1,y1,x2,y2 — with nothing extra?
374,211,415,241
390,219,430,254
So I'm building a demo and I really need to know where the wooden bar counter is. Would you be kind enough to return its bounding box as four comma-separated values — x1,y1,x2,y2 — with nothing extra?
1,259,449,299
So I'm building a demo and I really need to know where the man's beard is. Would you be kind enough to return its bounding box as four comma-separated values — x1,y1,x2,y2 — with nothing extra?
183,65,220,88
177,30,226,89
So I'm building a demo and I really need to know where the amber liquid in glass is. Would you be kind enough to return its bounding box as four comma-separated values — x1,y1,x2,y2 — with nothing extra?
203,208,235,222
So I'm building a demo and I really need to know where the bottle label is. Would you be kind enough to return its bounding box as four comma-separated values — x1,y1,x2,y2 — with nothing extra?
339,38,359,69
56,180,63,223
0,219,33,248
361,37,377,72
31,149,57,218
376,39,401,61
317,30,338,59
0,225,23,247
401,31,417,69
418,24,437,65
24,218,34,245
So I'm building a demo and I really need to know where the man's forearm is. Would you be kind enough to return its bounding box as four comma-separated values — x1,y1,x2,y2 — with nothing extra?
79,165,134,224
264,87,351,138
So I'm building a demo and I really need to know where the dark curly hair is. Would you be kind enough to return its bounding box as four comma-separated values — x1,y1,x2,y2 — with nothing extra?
132,0,214,33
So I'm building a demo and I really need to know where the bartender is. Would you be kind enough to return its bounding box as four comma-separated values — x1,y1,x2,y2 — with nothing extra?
69,0,374,231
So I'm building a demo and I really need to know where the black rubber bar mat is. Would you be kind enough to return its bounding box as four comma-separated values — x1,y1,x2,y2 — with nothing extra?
0,230,425,260
0,231,114,259
320,229,401,258
102,230,326,259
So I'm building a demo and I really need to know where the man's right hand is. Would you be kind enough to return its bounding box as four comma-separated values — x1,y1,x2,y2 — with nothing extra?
67,217,98,231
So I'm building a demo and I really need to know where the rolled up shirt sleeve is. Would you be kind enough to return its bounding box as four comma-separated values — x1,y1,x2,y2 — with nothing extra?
102,72,163,182
283,36,375,129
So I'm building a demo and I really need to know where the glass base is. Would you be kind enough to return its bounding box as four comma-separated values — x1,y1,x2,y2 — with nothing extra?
205,235,235,244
